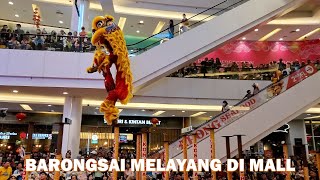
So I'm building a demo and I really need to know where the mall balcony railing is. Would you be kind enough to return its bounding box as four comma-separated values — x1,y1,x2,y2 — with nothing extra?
0,0,248,54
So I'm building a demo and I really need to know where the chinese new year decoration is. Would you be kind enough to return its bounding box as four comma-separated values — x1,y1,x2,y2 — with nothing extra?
151,118,159,127
16,113,27,121
33,7,41,28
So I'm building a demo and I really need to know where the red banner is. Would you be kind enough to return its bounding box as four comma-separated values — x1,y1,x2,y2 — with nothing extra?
287,64,318,89
196,40,320,66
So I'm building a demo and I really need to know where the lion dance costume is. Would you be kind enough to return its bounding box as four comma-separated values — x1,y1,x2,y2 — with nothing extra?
87,15,133,125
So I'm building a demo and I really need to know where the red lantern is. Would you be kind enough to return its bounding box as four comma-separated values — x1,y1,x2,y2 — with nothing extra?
151,118,159,127
20,132,27,139
16,113,27,121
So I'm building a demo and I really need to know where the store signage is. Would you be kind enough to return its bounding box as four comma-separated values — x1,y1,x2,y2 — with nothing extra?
119,135,127,143
91,134,98,144
116,119,161,125
181,126,193,134
0,132,17,139
32,134,52,140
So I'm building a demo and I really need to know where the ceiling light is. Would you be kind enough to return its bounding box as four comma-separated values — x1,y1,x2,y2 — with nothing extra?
259,28,282,41
139,20,144,24
134,114,137,115
20,104,32,111
190,112,207,117
242,37,246,40
8,1,13,5
48,105,52,107
279,38,283,41
152,21,165,35
304,115,320,120
12,90,18,93
182,111,185,112
15,14,19,17
307,114,311,116
172,115,175,116
296,29,300,32
62,92,68,95
136,30,140,33
254,29,259,32
51,110,54,112
95,107,99,109
297,28,320,41
141,109,145,112
153,111,165,116
59,20,63,24
118,17,127,30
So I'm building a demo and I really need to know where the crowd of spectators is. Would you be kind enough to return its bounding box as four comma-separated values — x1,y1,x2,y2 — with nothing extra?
0,24,94,52
170,58,320,80
0,146,320,180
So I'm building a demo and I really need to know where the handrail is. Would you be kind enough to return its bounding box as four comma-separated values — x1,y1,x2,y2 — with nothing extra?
128,0,247,55
125,0,228,47
148,64,315,157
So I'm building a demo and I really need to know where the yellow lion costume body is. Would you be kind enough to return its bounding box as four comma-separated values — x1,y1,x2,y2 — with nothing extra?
87,15,133,125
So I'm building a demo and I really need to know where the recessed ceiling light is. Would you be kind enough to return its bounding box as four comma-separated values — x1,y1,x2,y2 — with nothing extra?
134,114,137,115
48,105,52,107
172,115,175,116
307,114,311,116
296,29,300,32
141,109,145,111
242,37,246,40
20,104,32,111
12,90,18,93
254,29,259,32
136,30,140,33
51,110,55,112
8,1,13,5
152,111,165,116
15,14,19,17
139,20,144,24
182,111,185,112
59,21,63,24
95,107,99,109
63,92,68,95
279,38,283,41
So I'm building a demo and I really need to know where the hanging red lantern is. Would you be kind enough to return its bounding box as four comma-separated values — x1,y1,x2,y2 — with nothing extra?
16,113,27,121
20,132,27,139
151,118,159,127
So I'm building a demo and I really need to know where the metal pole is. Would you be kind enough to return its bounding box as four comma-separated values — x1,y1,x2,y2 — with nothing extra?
222,136,233,180
192,133,198,180
182,135,188,180
234,135,245,180
141,132,148,180
205,128,217,180
164,134,169,180
136,134,142,180
112,125,120,180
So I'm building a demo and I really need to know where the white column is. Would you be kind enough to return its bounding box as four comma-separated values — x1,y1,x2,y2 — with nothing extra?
61,97,83,159
70,0,90,33
287,120,308,156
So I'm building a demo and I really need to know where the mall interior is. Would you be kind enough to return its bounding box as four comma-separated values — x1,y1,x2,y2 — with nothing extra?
1,0,320,179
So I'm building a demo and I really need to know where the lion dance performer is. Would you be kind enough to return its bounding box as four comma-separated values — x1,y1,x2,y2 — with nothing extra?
87,15,133,125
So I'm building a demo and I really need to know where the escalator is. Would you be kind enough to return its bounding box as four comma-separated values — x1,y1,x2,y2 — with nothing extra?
128,0,307,90
154,65,320,161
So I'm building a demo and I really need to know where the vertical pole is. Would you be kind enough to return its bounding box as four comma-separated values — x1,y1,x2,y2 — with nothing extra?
24,122,34,180
222,136,233,180
205,128,217,180
141,132,148,180
192,133,198,180
282,144,290,180
182,135,188,180
301,145,309,180
113,125,120,180
136,134,142,180
316,152,320,179
164,134,169,180
54,123,64,180
235,135,245,180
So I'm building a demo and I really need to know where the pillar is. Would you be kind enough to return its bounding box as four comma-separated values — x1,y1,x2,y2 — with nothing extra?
282,144,290,180
182,135,188,180
141,132,148,180
316,152,320,178
287,120,308,156
192,133,198,180
61,97,83,159
222,136,233,180
70,0,90,33
164,134,169,180
235,135,245,180
113,125,119,180
54,123,64,180
206,128,217,180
